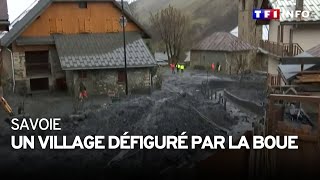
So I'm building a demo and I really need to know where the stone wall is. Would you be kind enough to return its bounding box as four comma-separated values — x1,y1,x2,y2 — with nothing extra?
12,52,26,81
8,45,68,93
73,68,152,97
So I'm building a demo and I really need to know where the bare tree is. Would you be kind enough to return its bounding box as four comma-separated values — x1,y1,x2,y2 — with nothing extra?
150,6,191,64
229,38,249,74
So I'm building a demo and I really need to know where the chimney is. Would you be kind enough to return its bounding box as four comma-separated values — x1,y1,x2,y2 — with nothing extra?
296,0,304,11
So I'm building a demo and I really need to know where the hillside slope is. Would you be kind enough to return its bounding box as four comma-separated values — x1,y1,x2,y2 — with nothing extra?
133,0,238,43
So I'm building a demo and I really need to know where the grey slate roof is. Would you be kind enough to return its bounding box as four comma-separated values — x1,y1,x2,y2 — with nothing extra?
278,43,320,82
271,0,320,23
54,32,156,70
307,44,320,57
192,32,256,52
278,64,315,82
0,0,150,47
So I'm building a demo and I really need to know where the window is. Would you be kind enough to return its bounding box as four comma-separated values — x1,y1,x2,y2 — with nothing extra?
241,0,245,11
79,2,87,9
118,70,126,83
253,0,258,8
79,71,87,79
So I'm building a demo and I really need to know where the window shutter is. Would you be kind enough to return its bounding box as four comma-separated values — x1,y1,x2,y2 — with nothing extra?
85,18,91,33
49,18,57,33
56,18,63,33
112,17,119,32
79,18,85,33
106,18,112,32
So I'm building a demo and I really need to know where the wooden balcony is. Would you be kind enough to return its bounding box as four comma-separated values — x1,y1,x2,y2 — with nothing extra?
268,74,281,87
260,40,304,57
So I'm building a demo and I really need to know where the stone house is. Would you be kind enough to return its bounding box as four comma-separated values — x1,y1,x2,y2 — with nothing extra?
0,0,156,96
190,32,256,74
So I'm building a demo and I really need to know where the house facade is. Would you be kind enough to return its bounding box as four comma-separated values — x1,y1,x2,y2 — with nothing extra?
0,0,156,96
259,0,320,85
190,32,256,74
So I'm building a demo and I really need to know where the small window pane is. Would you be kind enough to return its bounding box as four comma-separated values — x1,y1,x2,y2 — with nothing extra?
79,2,87,8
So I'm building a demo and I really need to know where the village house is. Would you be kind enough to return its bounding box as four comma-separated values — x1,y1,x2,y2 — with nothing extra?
190,32,256,74
154,52,169,66
0,0,156,96
258,0,320,86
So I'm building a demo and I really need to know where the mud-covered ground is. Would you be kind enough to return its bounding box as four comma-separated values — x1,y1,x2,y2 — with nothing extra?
0,69,266,178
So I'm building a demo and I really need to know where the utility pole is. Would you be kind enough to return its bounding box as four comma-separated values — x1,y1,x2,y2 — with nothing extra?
121,0,128,95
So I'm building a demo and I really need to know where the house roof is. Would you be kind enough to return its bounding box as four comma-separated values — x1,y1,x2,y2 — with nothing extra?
154,52,169,62
271,0,320,23
278,43,320,82
54,32,156,70
192,32,256,52
0,0,150,47
278,64,315,82
307,44,320,57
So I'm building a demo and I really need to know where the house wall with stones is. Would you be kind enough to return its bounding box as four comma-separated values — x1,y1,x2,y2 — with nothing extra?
70,68,152,97
9,43,153,96
0,48,13,88
9,44,65,94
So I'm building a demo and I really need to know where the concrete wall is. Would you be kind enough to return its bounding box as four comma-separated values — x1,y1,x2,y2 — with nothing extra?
266,55,280,75
73,68,152,97
269,20,280,42
293,24,320,51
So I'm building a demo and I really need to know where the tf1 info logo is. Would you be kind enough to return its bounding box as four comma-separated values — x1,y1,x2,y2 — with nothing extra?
253,9,311,20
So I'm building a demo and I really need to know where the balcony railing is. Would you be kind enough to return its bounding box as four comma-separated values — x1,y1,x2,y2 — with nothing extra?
260,40,304,57
268,74,281,87
26,63,51,77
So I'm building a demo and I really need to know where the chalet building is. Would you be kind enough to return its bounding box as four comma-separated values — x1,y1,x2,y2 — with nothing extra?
190,32,256,74
258,0,320,86
0,0,156,96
